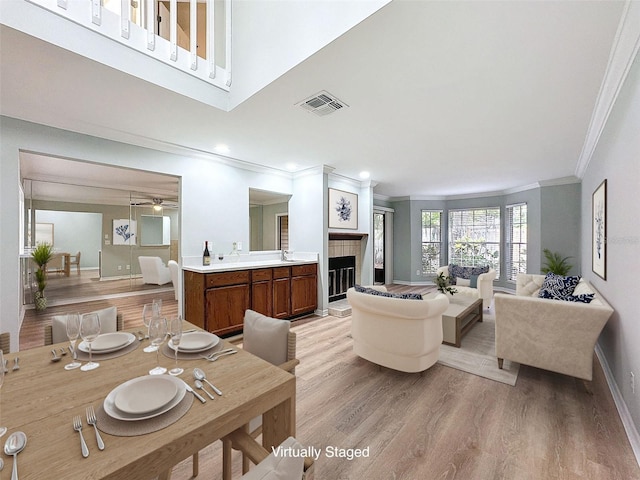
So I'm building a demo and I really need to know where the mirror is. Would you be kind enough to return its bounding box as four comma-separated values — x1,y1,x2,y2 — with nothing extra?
249,188,291,251
140,215,170,246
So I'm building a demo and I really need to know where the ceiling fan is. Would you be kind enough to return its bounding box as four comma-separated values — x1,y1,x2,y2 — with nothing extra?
130,197,178,210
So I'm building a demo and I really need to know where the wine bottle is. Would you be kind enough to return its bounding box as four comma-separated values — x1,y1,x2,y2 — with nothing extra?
203,241,211,266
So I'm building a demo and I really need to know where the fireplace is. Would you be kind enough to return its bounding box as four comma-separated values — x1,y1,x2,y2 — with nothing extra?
328,255,356,302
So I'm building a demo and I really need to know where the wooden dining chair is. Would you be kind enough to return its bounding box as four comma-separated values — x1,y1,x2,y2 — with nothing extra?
219,309,299,480
68,251,81,275
0,332,10,353
44,307,123,345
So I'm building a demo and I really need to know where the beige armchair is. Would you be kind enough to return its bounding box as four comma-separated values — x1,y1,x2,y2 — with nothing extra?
347,286,449,373
45,307,123,345
168,260,179,300
494,274,614,381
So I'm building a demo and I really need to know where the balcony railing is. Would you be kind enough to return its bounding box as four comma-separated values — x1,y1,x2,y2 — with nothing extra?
26,0,232,90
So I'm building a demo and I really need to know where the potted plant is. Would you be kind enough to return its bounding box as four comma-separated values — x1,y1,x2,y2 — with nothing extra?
541,248,573,276
31,242,54,311
435,272,457,296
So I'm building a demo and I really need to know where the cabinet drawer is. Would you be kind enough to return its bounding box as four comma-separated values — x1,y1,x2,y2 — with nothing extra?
206,270,250,288
252,268,273,282
292,264,317,276
273,267,291,279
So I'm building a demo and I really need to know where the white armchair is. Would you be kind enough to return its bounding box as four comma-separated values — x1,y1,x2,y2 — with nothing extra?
168,260,179,300
138,256,172,285
347,286,449,373
436,265,496,306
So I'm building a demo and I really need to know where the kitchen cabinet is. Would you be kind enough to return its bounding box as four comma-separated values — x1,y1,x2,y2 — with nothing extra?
184,263,317,336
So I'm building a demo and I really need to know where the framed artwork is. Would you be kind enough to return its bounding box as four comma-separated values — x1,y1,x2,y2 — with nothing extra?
113,219,137,245
592,179,607,280
329,188,358,229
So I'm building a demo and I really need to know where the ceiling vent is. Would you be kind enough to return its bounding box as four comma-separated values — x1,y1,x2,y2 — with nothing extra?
296,91,349,117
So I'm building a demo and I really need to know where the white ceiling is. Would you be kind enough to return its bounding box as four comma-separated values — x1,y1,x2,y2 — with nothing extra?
0,0,626,199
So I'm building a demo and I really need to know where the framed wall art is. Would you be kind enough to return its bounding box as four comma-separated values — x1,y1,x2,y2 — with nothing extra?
113,219,137,245
592,179,607,280
329,188,358,229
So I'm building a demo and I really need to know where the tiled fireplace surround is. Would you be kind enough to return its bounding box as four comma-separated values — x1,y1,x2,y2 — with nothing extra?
328,234,366,302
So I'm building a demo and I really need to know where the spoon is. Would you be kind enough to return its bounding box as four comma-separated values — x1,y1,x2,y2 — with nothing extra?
4,431,27,480
193,368,222,396
194,379,215,400
51,350,61,362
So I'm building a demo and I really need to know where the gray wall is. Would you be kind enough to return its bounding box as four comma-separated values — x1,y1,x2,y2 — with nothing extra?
581,53,640,431
388,183,580,289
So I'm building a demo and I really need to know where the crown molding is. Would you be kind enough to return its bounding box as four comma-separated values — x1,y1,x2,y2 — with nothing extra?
575,0,640,178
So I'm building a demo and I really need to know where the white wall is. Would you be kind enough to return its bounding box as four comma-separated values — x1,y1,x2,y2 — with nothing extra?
0,116,298,351
582,53,640,432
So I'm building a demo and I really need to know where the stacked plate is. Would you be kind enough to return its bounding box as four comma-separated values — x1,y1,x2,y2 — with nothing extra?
169,331,219,353
78,332,136,354
104,375,186,421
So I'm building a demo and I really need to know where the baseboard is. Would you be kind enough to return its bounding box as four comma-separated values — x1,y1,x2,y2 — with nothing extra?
595,344,640,467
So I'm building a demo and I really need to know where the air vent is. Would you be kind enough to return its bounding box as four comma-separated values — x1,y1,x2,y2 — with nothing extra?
296,91,349,117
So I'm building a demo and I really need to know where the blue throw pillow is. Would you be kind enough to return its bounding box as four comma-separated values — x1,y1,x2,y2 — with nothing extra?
565,293,595,303
469,274,479,289
449,264,489,285
353,284,422,300
538,273,581,300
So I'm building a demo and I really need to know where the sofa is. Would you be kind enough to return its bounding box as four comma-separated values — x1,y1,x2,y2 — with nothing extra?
347,286,449,373
138,256,172,285
436,265,496,305
494,273,614,381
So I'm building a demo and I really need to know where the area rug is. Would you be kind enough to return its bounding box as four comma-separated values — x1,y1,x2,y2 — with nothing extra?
437,313,520,386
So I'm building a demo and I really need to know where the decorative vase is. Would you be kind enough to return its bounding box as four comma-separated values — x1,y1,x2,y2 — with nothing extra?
34,291,47,311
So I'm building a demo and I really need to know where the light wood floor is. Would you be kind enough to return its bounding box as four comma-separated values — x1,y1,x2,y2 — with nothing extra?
19,283,640,479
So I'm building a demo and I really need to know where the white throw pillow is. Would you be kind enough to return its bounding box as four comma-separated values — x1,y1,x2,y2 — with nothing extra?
456,278,471,287
243,309,289,366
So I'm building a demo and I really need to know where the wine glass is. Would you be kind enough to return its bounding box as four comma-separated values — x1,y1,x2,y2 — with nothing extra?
168,315,184,376
153,298,162,316
80,312,101,371
148,316,168,375
0,350,6,437
142,303,159,353
64,313,82,370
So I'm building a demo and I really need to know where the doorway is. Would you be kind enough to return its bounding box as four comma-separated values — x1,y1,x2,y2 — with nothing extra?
374,211,385,284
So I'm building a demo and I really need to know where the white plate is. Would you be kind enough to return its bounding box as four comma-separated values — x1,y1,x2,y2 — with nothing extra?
78,332,136,353
169,331,219,352
104,375,186,421
114,376,178,414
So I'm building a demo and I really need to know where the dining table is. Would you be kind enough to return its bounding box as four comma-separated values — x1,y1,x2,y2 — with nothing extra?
1,322,296,479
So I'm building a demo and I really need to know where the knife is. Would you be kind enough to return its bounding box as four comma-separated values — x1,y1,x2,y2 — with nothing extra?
182,380,206,403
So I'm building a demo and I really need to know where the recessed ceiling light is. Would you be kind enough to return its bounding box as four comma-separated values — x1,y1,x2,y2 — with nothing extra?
359,171,370,179
215,144,230,154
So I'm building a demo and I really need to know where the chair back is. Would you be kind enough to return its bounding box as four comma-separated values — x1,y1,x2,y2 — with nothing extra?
243,310,291,367
0,332,10,353
46,308,123,345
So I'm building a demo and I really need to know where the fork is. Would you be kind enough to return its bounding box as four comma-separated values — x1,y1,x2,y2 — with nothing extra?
86,406,105,450
12,357,19,371
203,348,235,359
73,416,90,458
200,350,237,362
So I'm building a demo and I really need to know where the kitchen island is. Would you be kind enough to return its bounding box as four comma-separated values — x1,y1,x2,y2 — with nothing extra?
183,252,318,336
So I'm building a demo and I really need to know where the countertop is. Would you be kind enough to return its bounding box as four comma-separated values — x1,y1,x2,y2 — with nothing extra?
183,258,317,274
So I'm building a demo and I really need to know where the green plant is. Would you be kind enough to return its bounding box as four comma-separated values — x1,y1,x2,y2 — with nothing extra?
31,242,54,294
435,272,457,295
541,248,572,276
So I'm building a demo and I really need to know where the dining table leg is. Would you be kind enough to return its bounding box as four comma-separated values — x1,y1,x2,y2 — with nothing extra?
261,389,295,450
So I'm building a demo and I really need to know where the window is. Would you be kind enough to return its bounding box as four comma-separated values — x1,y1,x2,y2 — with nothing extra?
506,203,527,281
448,208,500,277
421,210,442,274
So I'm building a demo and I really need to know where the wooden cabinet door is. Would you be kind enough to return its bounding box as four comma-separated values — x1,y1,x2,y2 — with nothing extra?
183,271,206,329
205,284,250,335
291,274,317,316
272,277,291,319
251,280,272,316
